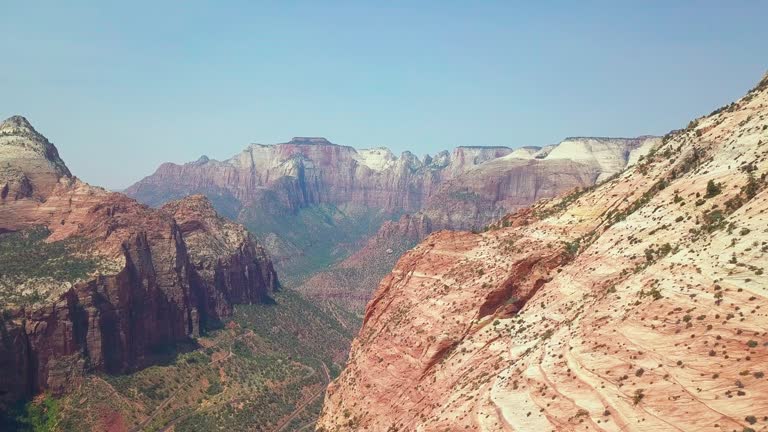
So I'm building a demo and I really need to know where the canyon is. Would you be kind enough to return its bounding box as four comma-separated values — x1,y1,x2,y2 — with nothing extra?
0,112,663,430
4,77,764,432
126,133,658,310
317,74,768,431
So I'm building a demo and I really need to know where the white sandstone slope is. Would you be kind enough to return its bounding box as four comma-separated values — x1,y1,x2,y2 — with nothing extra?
354,147,398,171
501,146,544,160
318,73,768,432
545,136,661,181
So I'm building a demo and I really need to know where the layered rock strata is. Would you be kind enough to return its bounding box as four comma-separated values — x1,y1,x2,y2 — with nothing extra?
318,75,768,431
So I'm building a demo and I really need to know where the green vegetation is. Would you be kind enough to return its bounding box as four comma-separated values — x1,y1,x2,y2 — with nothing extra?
232,290,355,370
563,238,581,257
704,179,722,198
0,227,101,283
724,172,765,213
30,289,355,432
0,227,107,309
639,286,663,301
5,395,62,432
243,203,398,286
606,179,668,225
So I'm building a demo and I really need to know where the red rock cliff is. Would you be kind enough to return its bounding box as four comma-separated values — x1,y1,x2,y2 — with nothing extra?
0,117,278,405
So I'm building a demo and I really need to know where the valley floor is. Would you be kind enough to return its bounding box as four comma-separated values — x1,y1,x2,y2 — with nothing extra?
4,290,357,432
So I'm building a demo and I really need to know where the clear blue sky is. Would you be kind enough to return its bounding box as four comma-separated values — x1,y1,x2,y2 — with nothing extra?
2,1,766,189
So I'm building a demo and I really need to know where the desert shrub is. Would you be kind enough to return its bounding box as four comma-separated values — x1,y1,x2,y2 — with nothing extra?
705,180,722,198
632,389,644,405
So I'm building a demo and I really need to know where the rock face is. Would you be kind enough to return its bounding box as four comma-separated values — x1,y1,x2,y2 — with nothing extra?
161,195,278,320
124,135,657,279
125,136,445,214
421,157,608,230
0,117,278,405
318,75,768,430
126,136,655,220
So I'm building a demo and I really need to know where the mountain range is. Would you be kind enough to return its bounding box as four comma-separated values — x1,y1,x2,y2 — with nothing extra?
125,134,658,310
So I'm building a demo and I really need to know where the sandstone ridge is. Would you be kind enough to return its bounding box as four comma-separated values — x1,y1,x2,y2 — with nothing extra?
318,74,768,430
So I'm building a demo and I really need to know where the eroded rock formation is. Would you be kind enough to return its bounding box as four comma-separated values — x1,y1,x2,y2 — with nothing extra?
0,117,278,405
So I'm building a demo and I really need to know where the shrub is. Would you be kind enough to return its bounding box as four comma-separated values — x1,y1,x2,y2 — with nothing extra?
701,210,726,233
632,389,645,405
705,180,722,198
564,238,581,257
743,173,760,199
647,287,663,301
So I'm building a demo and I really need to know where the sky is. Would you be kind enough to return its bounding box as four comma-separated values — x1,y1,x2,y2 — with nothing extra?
2,1,766,189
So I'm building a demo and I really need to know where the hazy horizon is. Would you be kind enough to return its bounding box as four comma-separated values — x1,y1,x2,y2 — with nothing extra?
2,1,766,189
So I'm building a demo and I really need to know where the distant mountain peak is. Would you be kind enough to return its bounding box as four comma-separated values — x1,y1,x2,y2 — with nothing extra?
287,137,334,145
0,115,37,134
455,145,512,150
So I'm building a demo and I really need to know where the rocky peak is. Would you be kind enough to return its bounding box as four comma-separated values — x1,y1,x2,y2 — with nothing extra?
355,147,397,171
0,115,36,134
192,155,210,165
501,146,543,160
533,144,556,159
398,150,423,171
0,115,56,149
0,116,71,200
161,194,279,317
427,150,451,169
